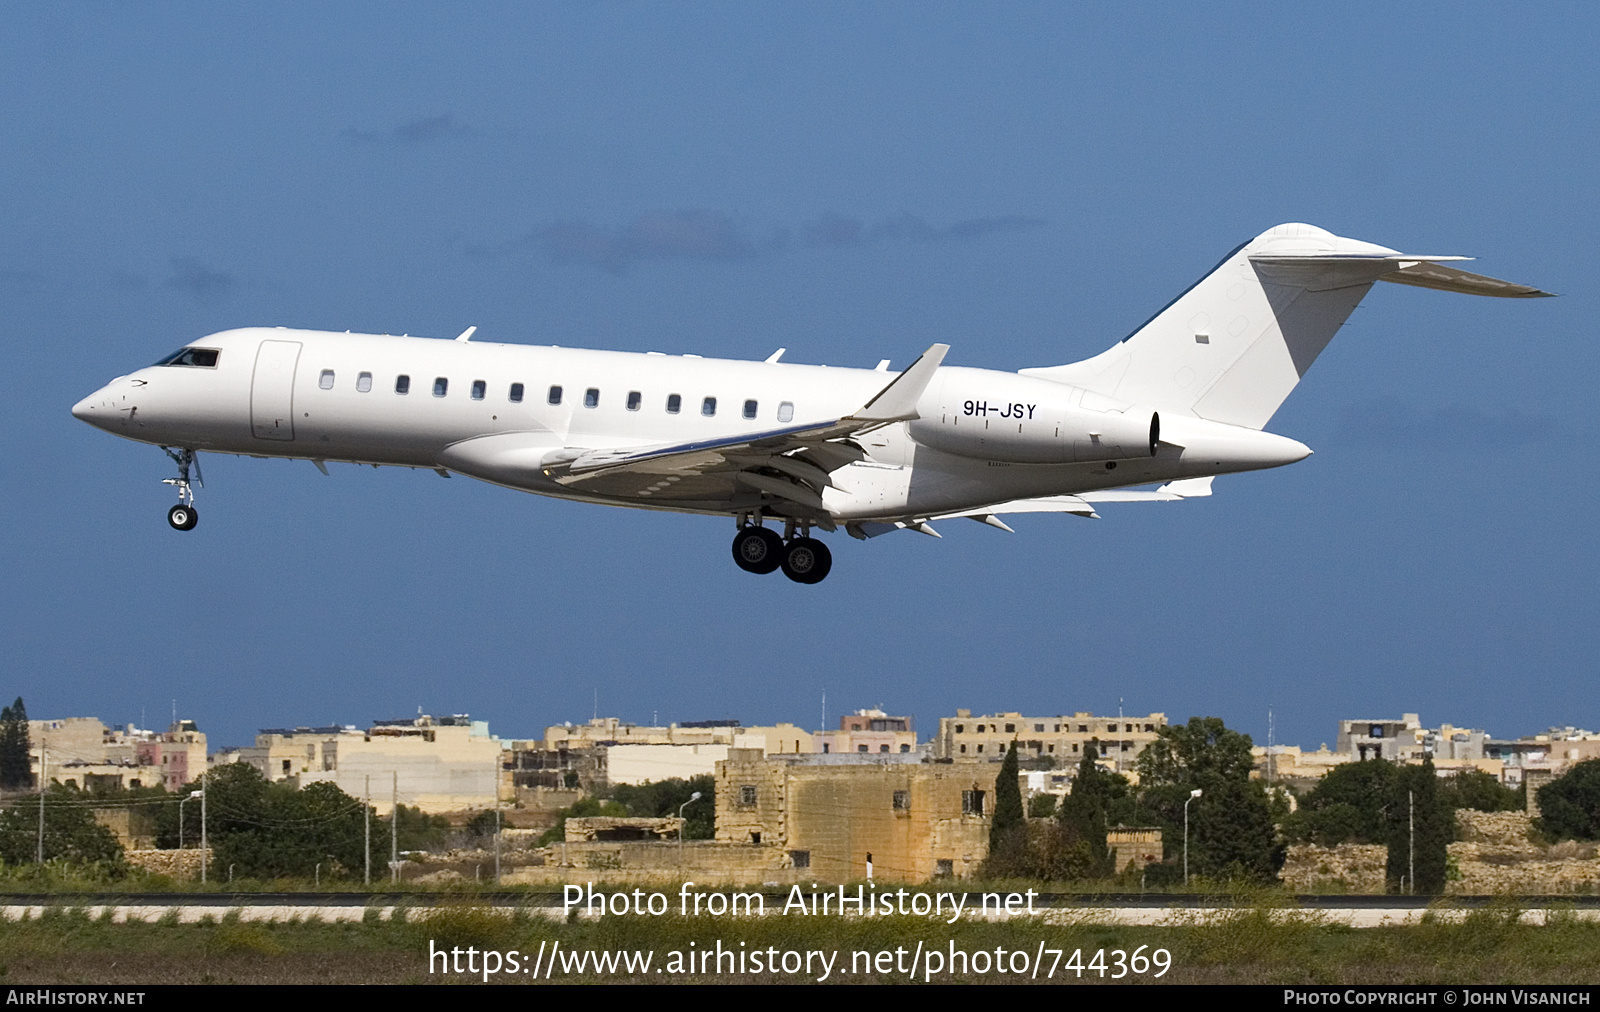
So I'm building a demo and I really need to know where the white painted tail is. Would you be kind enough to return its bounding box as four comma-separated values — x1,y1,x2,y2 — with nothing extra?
1021,223,1550,430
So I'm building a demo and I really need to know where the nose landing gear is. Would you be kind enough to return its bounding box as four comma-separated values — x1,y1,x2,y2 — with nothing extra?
731,518,832,584
161,447,202,531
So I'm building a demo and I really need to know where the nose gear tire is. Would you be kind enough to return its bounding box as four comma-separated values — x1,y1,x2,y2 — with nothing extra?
167,504,198,531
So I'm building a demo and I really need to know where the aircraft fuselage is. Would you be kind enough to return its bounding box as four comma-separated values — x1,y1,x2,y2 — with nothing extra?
71,326,1306,524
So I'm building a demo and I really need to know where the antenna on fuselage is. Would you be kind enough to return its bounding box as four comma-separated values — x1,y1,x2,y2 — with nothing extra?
455,326,477,343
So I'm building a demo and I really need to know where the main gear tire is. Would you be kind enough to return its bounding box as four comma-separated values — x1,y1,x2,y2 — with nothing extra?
780,537,832,584
731,526,784,574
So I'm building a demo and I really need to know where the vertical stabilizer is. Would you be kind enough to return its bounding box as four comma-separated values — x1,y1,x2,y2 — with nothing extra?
1020,224,1543,430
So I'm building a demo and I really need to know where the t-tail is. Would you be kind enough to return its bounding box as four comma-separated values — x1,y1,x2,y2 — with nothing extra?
1020,223,1553,430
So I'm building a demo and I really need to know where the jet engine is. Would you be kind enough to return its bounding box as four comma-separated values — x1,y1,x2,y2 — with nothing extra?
907,367,1158,464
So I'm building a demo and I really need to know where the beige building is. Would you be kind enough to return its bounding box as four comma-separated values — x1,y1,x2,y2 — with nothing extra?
542,717,744,750
30,718,207,792
815,709,918,756
513,717,823,791
935,710,1168,773
715,750,996,882
601,743,732,785
285,714,505,814
226,725,354,782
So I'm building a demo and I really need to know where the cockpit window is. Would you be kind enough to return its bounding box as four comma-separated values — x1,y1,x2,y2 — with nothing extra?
153,347,220,368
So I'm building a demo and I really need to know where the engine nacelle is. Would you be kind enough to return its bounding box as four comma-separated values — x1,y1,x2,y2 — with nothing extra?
907,367,1158,464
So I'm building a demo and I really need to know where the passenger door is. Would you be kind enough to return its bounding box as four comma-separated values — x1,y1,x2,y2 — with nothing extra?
250,340,301,440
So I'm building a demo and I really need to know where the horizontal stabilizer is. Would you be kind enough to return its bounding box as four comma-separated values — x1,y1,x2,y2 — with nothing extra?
1378,261,1555,298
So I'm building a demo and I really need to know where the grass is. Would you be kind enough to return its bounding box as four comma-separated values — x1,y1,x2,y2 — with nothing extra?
0,894,1598,984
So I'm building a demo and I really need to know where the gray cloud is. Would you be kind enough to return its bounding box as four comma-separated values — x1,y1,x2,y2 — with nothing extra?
343,113,474,146
164,257,232,302
866,213,1045,244
1335,396,1562,450
534,210,758,275
527,211,1046,274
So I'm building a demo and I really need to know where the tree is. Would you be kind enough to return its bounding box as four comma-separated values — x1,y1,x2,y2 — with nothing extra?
1134,716,1281,883
157,764,373,879
1439,769,1520,815
1136,716,1256,787
608,775,715,840
0,698,33,790
1385,757,1449,895
982,741,1027,877
1285,758,1397,845
1055,750,1115,879
0,784,123,866
1536,759,1600,841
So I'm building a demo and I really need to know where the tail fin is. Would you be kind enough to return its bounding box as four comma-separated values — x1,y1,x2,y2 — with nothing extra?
1020,223,1552,430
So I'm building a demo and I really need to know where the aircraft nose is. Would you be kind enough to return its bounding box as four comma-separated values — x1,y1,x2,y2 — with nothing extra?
71,392,97,421
71,383,121,430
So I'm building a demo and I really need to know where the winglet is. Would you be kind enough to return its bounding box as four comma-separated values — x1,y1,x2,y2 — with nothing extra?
455,326,477,342
851,344,948,422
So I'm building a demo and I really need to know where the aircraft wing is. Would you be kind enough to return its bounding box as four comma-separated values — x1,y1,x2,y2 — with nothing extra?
846,477,1215,539
543,344,950,514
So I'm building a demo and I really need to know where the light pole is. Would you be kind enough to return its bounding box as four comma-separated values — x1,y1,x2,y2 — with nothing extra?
37,746,47,865
199,779,208,884
678,792,702,860
1183,788,1203,886
179,790,201,851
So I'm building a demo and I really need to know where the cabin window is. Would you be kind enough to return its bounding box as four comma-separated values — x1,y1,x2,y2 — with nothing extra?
509,383,524,403
702,396,716,417
627,391,641,411
319,370,335,390
666,394,681,414
395,375,410,395
356,372,372,393
584,388,600,408
471,380,486,400
548,385,563,405
777,401,794,422
743,399,757,419
433,377,448,397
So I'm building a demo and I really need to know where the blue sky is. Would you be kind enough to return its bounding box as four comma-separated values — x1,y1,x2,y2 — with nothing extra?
2,3,1594,751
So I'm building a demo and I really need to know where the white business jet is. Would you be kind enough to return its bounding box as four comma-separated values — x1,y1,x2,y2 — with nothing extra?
72,223,1549,584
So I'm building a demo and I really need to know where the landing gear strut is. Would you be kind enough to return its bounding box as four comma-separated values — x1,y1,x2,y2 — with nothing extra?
730,518,833,583
161,447,201,531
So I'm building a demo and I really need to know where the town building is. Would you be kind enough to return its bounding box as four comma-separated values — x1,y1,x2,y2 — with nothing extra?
282,714,506,814
934,710,1168,773
715,749,995,882
815,709,918,756
29,718,207,792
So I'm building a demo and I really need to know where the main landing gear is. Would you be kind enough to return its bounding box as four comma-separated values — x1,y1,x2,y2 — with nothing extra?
731,520,832,584
161,447,201,531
